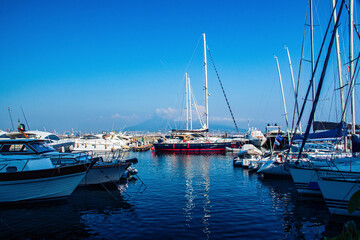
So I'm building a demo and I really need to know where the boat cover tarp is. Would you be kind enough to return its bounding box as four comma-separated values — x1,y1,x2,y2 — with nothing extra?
352,134,360,153
314,121,360,132
293,122,347,141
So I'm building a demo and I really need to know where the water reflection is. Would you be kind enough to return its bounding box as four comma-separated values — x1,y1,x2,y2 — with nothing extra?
202,175,211,240
259,177,330,239
154,152,214,239
0,184,133,239
183,154,195,227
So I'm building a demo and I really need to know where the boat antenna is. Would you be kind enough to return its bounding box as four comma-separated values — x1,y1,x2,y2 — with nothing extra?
8,107,15,131
20,105,30,130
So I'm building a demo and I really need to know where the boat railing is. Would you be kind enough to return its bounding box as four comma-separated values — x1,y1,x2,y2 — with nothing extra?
50,150,94,166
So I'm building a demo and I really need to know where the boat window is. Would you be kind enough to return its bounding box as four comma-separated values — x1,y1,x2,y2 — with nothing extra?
28,142,55,153
81,135,99,140
0,144,35,153
6,166,17,172
45,135,60,141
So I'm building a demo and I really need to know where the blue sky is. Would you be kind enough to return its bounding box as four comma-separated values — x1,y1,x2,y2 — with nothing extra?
0,0,359,133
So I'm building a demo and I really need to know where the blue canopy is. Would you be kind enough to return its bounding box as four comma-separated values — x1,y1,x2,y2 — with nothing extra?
352,134,360,153
293,121,347,141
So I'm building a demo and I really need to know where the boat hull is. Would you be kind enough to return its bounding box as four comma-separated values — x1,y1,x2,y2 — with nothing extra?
318,177,360,216
153,142,231,153
79,162,130,186
257,161,291,177
0,163,90,203
289,167,322,195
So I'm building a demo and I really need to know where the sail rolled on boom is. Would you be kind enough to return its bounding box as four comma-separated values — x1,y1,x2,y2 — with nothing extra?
292,121,347,142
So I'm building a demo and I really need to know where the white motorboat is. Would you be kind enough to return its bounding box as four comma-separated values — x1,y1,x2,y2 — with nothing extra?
233,144,263,168
25,130,74,152
79,157,137,186
246,128,266,147
0,139,93,203
2,129,75,153
0,138,137,187
73,133,130,152
257,152,291,177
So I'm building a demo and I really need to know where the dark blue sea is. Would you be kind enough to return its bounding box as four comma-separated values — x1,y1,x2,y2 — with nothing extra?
0,152,354,239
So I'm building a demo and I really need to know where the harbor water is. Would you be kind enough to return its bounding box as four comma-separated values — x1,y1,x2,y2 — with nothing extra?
0,151,352,239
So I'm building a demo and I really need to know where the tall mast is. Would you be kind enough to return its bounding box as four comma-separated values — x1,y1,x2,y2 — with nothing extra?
274,55,290,141
349,0,355,135
185,72,189,130
284,45,302,133
331,0,346,119
310,0,316,125
332,0,347,150
189,76,193,130
203,33,209,133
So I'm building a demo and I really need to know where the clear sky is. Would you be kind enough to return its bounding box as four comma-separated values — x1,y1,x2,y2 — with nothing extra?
0,0,359,133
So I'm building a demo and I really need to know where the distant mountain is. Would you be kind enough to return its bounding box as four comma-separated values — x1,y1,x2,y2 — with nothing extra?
125,116,247,133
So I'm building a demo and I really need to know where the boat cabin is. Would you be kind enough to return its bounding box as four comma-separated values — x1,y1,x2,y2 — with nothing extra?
0,139,56,155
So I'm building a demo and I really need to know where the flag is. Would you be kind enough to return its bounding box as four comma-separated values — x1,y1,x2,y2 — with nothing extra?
275,134,283,146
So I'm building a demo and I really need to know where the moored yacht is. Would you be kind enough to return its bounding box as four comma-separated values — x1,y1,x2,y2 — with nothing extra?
246,128,266,148
0,138,135,187
153,33,232,153
0,139,94,203
73,132,130,152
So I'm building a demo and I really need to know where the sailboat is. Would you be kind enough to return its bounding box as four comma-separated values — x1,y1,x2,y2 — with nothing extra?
284,0,360,216
153,34,232,153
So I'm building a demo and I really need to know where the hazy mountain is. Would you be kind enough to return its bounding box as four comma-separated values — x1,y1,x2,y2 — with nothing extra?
125,116,247,133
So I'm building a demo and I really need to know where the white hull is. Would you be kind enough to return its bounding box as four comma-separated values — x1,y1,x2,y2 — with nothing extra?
74,143,122,152
0,172,86,203
289,167,322,195
248,137,266,147
74,138,126,152
226,147,241,152
79,163,129,186
290,161,360,195
318,177,360,216
257,161,290,177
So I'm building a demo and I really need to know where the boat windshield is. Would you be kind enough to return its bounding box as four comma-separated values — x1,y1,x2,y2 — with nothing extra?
0,144,35,154
28,142,55,153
